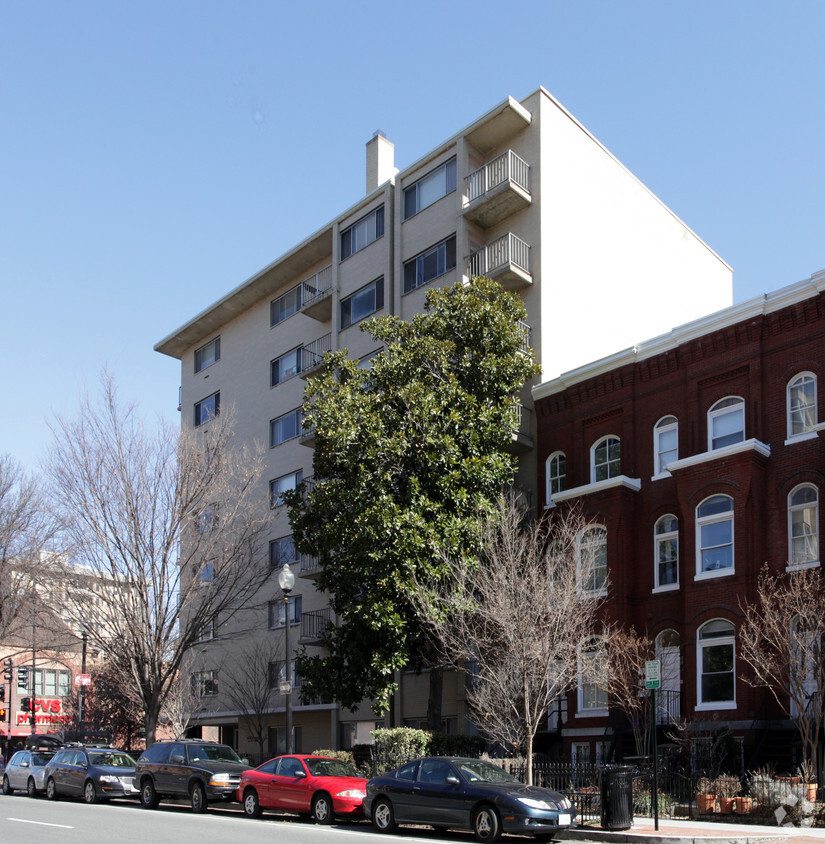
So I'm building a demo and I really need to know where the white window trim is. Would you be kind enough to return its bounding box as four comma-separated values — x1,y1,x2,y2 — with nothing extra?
787,483,819,571
787,372,818,440
696,621,736,709
707,396,745,451
653,514,679,593
576,526,608,598
695,496,735,581
667,438,770,473
577,646,608,715
590,435,621,484
545,450,566,507
653,415,678,480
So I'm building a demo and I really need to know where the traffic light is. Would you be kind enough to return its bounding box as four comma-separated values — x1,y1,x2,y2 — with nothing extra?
17,666,28,689
0,686,5,701
0,709,5,720
20,697,30,711
2,658,11,681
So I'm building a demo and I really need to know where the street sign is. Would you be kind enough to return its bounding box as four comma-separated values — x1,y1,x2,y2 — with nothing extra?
279,681,292,695
645,659,661,689
74,674,92,686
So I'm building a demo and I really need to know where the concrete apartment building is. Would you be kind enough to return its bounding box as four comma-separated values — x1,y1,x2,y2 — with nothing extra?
533,269,825,768
155,86,732,758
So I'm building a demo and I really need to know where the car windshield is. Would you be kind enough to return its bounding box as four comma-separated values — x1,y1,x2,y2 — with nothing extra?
304,758,361,778
457,760,520,784
188,744,242,763
30,753,54,766
88,751,135,768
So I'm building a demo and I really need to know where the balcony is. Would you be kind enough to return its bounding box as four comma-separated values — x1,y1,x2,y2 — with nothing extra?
300,265,333,322
508,404,534,453
300,553,322,580
464,150,531,228
467,233,532,290
516,319,531,355
299,333,332,379
301,608,331,643
299,412,316,448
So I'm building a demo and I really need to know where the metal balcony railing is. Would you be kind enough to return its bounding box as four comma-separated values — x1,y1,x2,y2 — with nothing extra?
300,553,321,577
465,150,530,202
300,264,333,309
468,233,530,279
516,319,531,354
301,608,331,641
299,333,332,373
511,403,532,440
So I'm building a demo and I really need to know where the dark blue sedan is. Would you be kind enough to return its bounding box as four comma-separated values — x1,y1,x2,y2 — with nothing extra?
364,756,575,842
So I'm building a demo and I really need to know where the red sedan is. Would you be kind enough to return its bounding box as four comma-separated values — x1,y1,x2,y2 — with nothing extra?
236,754,367,823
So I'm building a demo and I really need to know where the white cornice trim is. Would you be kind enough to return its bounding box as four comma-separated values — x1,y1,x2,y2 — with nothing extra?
552,475,641,503
666,439,771,472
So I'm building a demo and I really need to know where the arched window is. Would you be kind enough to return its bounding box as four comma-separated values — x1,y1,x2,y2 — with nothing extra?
697,619,736,706
708,396,745,451
788,484,819,568
578,638,608,713
696,495,734,576
577,526,607,595
545,451,566,505
654,514,679,589
654,416,678,475
591,436,620,483
788,373,817,437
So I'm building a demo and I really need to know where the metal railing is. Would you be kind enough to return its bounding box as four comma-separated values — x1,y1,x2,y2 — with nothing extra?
468,233,530,278
301,608,331,641
465,150,530,202
516,319,531,354
510,403,532,440
300,553,321,577
300,264,333,308
300,333,332,372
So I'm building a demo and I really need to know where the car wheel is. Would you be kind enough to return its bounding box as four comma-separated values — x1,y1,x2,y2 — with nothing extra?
2,775,12,795
372,797,396,833
473,804,501,843
46,778,58,801
243,788,262,819
140,779,159,809
84,780,99,804
311,791,334,824
190,782,207,814
27,778,37,798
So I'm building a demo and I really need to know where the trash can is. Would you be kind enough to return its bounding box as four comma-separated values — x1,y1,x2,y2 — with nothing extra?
600,766,634,830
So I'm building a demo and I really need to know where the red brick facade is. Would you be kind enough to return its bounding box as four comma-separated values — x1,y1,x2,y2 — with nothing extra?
534,276,825,762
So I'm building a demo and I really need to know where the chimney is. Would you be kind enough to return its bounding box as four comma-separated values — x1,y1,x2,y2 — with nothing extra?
366,130,396,193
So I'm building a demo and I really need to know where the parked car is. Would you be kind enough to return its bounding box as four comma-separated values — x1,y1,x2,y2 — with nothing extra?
45,745,138,803
237,754,367,823
135,739,251,813
2,748,58,797
364,756,576,842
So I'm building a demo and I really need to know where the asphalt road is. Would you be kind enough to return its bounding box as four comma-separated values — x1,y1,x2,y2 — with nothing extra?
0,793,490,844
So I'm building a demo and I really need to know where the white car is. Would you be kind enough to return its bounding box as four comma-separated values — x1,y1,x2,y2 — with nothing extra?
2,749,57,796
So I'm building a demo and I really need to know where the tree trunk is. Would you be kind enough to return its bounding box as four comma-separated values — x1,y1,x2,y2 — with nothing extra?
427,666,443,732
144,699,159,746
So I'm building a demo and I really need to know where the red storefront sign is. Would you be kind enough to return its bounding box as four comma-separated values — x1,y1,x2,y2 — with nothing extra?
15,698,70,727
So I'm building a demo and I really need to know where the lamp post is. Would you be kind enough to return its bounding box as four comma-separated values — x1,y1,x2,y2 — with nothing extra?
277,563,295,754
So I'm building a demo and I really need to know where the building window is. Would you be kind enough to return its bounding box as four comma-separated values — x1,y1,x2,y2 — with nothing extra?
696,495,734,576
270,408,301,447
403,235,456,294
192,670,219,697
654,416,678,475
271,348,301,385
340,206,384,260
403,158,456,219
577,526,607,595
29,668,71,698
194,392,219,426
194,337,220,373
195,618,217,642
545,451,566,505
341,277,384,329
578,642,608,712
268,660,300,689
270,470,302,507
269,595,302,628
193,560,214,583
197,505,217,533
654,514,679,589
708,396,745,450
697,620,735,706
271,285,302,326
788,484,819,568
591,436,621,483
788,373,817,437
270,536,298,569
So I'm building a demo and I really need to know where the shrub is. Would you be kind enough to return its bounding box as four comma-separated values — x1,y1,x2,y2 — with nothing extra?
372,727,431,774
311,748,356,767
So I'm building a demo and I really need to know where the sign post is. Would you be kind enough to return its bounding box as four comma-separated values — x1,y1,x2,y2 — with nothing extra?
645,660,661,831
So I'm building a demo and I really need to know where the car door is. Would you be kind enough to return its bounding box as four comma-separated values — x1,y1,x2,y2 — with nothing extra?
271,756,309,811
8,752,28,790
51,751,72,793
66,750,88,796
164,743,188,795
252,758,280,808
383,760,419,823
408,759,469,826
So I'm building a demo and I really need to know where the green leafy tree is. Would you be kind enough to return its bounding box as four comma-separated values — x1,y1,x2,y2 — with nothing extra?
286,277,540,722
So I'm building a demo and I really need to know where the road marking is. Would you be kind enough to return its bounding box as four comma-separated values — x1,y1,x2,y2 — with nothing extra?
8,818,74,829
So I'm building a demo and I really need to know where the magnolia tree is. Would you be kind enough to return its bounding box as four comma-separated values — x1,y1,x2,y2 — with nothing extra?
411,496,610,783
46,375,271,744
739,565,825,780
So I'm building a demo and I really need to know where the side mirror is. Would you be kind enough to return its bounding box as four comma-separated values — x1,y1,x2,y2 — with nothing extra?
241,758,250,765
445,775,460,786
170,754,185,764
295,770,307,778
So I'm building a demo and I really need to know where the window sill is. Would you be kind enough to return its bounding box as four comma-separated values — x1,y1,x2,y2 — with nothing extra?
578,588,608,599
651,471,673,482
667,438,770,472
577,708,608,718
786,560,821,572
552,475,641,503
784,426,825,446
652,584,679,594
694,568,735,582
695,702,736,712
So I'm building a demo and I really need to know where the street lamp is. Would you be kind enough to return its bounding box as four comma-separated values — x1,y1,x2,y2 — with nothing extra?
277,563,295,754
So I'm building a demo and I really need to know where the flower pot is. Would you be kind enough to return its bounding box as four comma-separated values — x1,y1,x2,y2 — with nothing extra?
696,793,716,813
734,796,752,813
718,797,734,814
805,783,817,801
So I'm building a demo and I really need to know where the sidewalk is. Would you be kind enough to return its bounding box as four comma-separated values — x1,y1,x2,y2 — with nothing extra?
560,816,825,844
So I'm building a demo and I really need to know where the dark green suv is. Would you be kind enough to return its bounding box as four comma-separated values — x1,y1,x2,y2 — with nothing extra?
135,740,251,813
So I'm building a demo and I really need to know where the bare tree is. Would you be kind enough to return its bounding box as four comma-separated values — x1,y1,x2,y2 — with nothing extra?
220,640,279,761
161,655,201,741
45,374,270,744
740,565,825,779
0,454,55,641
411,496,609,783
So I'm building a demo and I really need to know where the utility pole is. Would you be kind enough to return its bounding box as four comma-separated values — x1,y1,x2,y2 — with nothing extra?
78,630,88,744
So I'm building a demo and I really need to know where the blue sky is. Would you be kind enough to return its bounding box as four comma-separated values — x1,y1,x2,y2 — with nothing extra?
2,1,823,472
